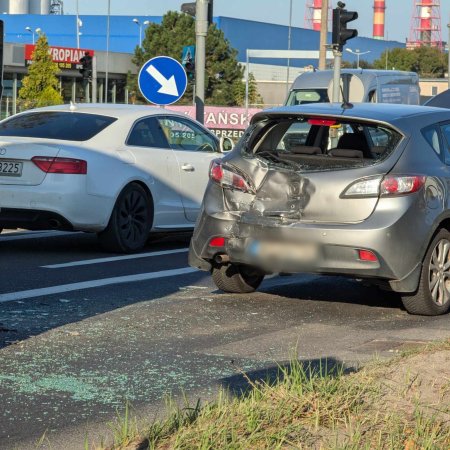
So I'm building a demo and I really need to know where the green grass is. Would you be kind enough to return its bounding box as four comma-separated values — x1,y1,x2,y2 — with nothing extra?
97,340,450,450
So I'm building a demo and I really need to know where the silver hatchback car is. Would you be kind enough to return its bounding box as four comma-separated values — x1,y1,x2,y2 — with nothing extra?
189,103,450,316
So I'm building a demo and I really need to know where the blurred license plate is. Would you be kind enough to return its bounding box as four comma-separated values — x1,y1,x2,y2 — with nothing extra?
248,240,318,263
0,161,23,177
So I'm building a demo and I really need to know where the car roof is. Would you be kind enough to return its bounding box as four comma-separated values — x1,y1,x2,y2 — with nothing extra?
253,103,450,126
26,103,187,120
290,69,418,89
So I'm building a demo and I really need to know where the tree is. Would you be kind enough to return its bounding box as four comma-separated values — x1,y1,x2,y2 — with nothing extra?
129,11,244,106
373,46,448,78
232,73,264,107
19,33,63,110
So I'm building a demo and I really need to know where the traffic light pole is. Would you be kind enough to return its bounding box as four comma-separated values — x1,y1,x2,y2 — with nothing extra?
332,49,342,102
195,0,208,124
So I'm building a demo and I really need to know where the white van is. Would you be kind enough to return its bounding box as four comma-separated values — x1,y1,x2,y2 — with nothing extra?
286,69,420,106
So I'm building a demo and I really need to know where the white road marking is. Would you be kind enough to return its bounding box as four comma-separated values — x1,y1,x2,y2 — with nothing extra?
0,267,198,303
42,248,189,269
0,231,80,242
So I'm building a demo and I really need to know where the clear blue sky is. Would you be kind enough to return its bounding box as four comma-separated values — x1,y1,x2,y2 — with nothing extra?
63,0,450,43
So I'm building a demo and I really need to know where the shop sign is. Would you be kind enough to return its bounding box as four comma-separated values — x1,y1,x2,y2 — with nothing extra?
25,45,95,70
166,105,262,141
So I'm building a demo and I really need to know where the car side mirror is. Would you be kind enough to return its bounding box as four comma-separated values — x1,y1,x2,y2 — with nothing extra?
220,136,234,153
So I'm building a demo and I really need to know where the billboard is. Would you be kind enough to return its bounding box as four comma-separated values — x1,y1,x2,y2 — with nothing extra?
24,44,95,70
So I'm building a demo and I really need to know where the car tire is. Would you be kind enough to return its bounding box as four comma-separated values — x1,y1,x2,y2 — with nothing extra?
98,183,153,253
401,229,450,316
212,263,265,293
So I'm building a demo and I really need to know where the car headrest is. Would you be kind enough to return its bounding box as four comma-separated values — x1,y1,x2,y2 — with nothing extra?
337,133,368,151
328,149,364,158
290,145,322,155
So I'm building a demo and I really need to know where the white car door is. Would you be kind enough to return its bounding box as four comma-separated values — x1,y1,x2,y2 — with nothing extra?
157,116,222,223
125,116,188,228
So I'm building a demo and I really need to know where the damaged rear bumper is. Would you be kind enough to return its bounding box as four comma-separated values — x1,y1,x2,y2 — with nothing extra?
189,194,432,293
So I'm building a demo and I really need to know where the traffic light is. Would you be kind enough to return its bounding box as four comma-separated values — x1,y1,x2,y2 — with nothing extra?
79,52,93,80
181,0,214,25
332,4,358,51
184,57,195,81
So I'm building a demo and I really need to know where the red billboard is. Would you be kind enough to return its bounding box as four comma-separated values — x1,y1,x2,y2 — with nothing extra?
25,45,95,70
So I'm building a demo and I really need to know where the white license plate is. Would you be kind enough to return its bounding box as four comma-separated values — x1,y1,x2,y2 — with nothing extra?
0,161,23,177
248,240,319,263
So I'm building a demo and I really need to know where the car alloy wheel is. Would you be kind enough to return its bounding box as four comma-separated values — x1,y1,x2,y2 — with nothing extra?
428,238,450,307
98,183,153,253
117,188,148,247
401,229,450,316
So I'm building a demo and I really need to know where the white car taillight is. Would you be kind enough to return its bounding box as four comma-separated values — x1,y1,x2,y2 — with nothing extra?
209,159,254,193
342,175,426,198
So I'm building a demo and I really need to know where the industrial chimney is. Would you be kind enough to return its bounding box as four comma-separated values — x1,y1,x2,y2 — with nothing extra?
305,0,332,31
408,0,443,49
373,0,386,40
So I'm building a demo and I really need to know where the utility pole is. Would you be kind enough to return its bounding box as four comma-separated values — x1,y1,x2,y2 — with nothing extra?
448,23,450,89
195,0,208,124
319,0,329,70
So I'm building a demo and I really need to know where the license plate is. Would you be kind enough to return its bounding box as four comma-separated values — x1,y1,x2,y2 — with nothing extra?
248,240,319,264
0,161,23,177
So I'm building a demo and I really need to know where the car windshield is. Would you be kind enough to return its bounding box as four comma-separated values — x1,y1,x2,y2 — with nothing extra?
243,116,402,172
0,112,117,141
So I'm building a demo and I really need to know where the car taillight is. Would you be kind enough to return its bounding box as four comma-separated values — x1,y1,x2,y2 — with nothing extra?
209,159,254,193
380,175,426,196
32,157,87,174
342,175,426,198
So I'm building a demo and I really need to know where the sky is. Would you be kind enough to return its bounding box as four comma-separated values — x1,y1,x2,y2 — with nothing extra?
62,0,450,43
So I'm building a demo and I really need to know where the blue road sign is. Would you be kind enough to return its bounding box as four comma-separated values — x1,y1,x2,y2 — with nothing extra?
182,45,196,64
138,56,187,106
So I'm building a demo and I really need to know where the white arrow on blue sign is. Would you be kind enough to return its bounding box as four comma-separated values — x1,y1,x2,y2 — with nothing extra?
138,56,188,106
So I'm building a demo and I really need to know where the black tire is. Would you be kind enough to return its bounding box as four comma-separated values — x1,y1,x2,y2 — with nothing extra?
401,229,450,316
98,183,153,253
212,263,264,293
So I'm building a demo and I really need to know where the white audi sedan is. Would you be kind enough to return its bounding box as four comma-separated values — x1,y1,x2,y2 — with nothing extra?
0,104,231,252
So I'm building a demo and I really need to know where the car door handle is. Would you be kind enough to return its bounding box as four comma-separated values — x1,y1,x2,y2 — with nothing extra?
181,164,195,172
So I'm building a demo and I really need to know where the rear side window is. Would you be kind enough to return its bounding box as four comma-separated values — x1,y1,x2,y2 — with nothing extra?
441,123,450,150
0,112,117,141
421,125,441,156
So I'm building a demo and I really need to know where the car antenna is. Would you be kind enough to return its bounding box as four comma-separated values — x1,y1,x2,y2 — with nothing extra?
340,85,353,110
69,101,78,112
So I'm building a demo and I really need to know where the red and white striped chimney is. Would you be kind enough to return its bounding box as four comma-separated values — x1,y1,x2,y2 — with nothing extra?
312,0,322,31
373,0,386,40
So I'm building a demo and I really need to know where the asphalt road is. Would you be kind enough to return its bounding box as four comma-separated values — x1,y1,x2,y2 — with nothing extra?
1,230,450,449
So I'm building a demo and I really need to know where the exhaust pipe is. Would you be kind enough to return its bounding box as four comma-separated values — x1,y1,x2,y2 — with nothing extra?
214,254,230,264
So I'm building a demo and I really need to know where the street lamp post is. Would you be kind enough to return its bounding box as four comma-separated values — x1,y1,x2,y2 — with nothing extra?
345,48,371,69
25,26,38,44
132,18,142,48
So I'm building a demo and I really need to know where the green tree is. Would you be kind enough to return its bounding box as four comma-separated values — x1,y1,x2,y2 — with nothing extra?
129,11,244,106
19,32,63,110
373,46,448,78
232,72,264,107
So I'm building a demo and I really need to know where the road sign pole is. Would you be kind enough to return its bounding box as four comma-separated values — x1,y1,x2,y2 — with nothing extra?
332,49,342,102
195,0,208,124
92,56,97,103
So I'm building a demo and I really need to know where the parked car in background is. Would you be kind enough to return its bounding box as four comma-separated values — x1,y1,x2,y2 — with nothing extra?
0,104,232,252
286,70,420,106
189,103,450,316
